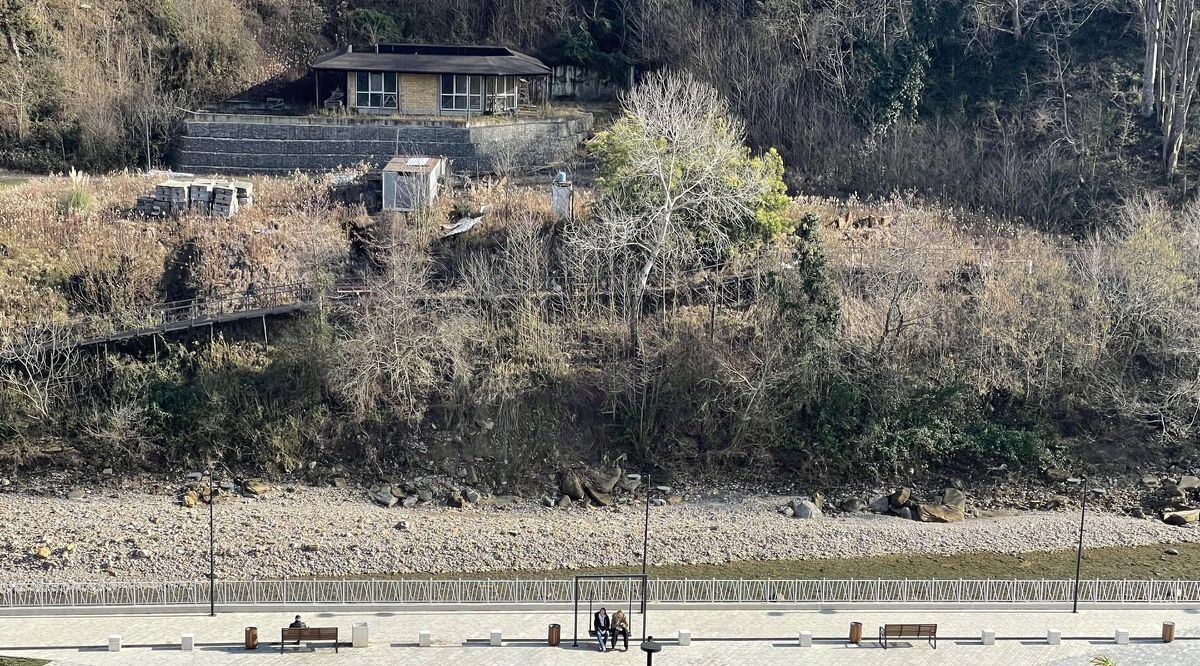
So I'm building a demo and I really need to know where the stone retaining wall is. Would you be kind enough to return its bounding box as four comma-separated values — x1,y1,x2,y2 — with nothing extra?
174,113,592,175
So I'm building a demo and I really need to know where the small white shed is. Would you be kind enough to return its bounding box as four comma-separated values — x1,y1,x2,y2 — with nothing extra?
382,156,446,212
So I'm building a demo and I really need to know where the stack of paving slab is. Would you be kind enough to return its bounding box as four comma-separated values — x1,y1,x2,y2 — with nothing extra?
135,178,253,219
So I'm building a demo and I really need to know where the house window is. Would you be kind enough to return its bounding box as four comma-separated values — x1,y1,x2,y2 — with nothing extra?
440,74,483,112
355,72,397,109
487,75,519,112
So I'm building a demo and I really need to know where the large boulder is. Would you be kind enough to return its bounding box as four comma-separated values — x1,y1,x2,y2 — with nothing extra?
793,499,822,519
1045,467,1070,482
889,487,911,508
584,484,613,507
918,504,964,523
242,479,273,496
868,496,891,513
446,491,465,508
372,489,398,508
1163,509,1200,526
590,467,623,494
840,498,867,513
559,472,585,501
1178,475,1200,491
941,488,966,509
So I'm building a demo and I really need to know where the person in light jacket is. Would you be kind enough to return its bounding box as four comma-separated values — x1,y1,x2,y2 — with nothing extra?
593,607,610,652
610,609,630,650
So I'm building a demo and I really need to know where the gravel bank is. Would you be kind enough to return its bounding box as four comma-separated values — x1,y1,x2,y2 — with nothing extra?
1,487,1197,583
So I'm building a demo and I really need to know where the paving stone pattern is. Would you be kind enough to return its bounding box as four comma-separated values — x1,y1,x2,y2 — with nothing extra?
3,608,1200,665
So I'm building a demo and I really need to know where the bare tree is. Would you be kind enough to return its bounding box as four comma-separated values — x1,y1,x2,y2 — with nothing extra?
568,70,768,349
0,323,81,422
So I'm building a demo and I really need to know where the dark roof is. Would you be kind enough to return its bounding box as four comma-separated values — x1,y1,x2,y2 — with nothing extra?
310,44,550,76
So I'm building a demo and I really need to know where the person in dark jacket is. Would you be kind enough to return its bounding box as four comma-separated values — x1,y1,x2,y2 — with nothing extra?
289,615,306,629
593,607,610,652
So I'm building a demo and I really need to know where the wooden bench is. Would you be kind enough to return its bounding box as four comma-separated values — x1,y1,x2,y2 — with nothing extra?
280,627,339,653
879,623,937,649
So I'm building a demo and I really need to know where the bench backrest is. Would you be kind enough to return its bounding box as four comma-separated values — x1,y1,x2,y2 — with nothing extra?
882,624,937,638
282,627,338,641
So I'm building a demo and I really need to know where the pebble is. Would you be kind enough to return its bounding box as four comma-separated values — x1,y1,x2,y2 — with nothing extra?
0,487,1197,583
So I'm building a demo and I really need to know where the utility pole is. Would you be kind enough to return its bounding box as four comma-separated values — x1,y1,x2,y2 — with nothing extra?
209,464,216,617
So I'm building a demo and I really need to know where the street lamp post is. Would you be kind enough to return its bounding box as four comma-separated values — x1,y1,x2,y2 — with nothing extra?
208,464,216,617
1072,484,1105,613
641,471,650,623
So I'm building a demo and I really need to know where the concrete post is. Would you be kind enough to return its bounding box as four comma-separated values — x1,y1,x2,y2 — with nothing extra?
981,628,995,645
678,629,691,646
1047,629,1061,645
352,622,369,648
181,634,194,651
108,635,121,652
418,630,431,647
490,629,502,646
1115,629,1129,645
799,631,813,647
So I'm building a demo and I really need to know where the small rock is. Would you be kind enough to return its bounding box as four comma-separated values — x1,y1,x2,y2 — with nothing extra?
186,472,203,481
66,489,85,500
401,496,418,508
1178,475,1200,491
101,468,113,476
555,495,572,508
301,544,319,553
463,488,480,504
394,520,409,531
1142,474,1161,489
131,548,152,559
812,492,825,511
895,506,913,520
446,491,465,508
35,546,51,559
331,476,347,489
390,486,406,499
1165,547,1180,556
666,495,683,506
417,489,433,503
541,496,555,508
781,507,795,518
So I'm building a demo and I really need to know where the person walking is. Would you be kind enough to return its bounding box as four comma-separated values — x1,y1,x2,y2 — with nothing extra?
610,609,630,650
593,607,611,652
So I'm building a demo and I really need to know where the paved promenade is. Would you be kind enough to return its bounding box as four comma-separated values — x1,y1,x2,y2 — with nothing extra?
2,608,1198,665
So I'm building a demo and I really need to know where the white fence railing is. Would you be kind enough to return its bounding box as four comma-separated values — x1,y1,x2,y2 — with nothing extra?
2,578,1199,609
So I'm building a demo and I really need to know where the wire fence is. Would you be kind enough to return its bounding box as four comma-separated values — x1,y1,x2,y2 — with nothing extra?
3,578,1199,609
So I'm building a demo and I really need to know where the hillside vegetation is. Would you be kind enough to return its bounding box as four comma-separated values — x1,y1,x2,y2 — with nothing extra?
2,2,1200,486
1,0,1196,229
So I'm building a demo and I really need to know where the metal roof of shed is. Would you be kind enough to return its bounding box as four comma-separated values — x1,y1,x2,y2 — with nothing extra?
311,44,550,76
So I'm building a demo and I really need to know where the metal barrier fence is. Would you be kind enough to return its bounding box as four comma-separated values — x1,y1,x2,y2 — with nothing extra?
3,578,1200,609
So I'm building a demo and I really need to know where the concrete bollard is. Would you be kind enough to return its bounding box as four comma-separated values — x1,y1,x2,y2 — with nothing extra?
418,629,431,647
678,629,691,646
352,622,369,648
799,631,813,647
1115,629,1129,645
1047,629,1061,645
108,635,121,652
981,629,995,646
490,628,502,647
181,633,194,651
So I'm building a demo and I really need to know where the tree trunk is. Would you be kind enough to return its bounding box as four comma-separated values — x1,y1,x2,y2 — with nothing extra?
1143,0,1162,118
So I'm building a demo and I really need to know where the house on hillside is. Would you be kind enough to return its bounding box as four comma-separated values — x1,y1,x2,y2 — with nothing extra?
310,43,551,116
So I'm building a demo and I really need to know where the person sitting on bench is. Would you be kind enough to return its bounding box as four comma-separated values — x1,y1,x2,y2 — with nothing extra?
289,615,307,629
593,607,610,652
611,609,630,650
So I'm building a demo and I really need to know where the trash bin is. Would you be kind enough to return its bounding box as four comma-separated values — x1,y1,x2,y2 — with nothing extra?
548,623,561,646
849,622,863,644
245,626,258,650
1163,621,1175,643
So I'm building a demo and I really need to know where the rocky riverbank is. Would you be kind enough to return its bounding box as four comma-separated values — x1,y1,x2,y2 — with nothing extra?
2,483,1198,583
